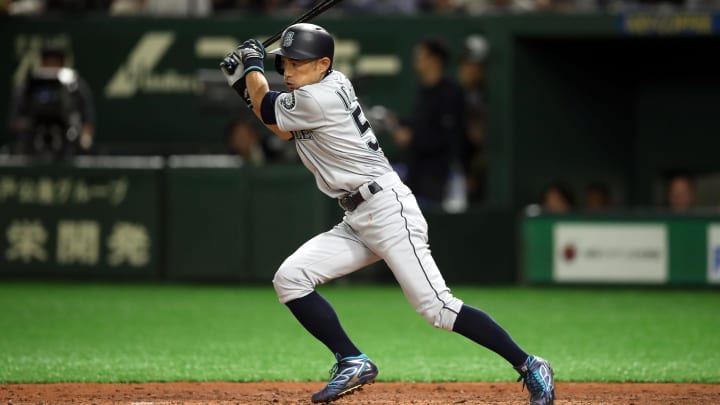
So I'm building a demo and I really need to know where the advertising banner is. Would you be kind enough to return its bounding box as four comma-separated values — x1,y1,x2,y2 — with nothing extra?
553,223,668,283
0,159,160,277
707,224,720,284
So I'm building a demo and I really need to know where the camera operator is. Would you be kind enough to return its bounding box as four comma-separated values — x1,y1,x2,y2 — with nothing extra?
8,40,95,157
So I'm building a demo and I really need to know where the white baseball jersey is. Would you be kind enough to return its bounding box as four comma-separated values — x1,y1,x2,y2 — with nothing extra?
270,70,464,332
273,71,393,198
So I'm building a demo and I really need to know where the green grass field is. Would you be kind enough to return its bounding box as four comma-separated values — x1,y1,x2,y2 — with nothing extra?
0,283,718,384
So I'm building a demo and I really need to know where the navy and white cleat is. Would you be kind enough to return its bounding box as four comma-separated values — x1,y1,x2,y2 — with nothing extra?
515,355,555,405
311,354,378,403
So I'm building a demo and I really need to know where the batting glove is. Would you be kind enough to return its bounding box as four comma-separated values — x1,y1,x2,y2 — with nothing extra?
220,51,244,86
219,53,252,108
237,39,265,75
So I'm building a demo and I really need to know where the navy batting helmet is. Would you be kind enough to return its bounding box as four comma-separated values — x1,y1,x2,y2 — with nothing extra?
269,23,334,75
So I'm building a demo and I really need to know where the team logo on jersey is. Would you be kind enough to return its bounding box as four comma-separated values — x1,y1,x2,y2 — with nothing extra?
283,31,295,48
280,92,296,110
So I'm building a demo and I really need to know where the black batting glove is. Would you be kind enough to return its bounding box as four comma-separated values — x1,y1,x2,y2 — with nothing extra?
237,39,266,75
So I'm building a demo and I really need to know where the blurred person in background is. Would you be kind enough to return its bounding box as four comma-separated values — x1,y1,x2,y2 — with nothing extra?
541,182,575,213
45,0,111,12
666,173,696,212
108,0,140,13
225,117,298,164
423,0,464,12
7,40,95,157
607,0,685,11
457,34,488,204
225,118,266,165
218,0,293,14
455,0,540,13
110,0,211,16
456,0,589,13
143,0,211,15
342,0,419,13
290,0,418,14
392,38,465,209
4,0,46,14
5,0,111,14
583,181,613,211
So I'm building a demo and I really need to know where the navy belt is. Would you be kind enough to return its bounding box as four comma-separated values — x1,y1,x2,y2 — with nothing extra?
338,181,383,212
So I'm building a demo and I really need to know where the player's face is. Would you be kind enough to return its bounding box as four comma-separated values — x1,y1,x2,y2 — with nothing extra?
281,57,331,90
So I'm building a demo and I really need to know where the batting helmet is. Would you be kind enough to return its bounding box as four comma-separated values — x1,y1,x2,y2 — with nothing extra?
269,23,334,75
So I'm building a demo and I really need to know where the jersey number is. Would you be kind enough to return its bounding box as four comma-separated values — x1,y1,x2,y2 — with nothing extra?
352,106,371,135
351,106,379,151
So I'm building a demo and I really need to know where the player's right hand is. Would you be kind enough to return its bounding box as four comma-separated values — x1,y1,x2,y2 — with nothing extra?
220,51,245,87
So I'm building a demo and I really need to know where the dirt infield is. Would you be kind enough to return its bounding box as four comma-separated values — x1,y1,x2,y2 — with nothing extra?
2,382,719,404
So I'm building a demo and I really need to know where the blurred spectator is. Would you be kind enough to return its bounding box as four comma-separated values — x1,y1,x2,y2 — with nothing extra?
6,0,110,14
541,182,575,213
215,0,292,13
144,0,211,15
5,0,45,14
110,0,211,16
291,0,417,14
7,40,95,157
13,0,689,14
456,0,538,13
583,181,613,211
108,0,141,14
609,0,685,11
457,34,488,204
666,173,696,212
225,117,298,164
392,38,466,209
424,0,463,12
344,0,419,13
45,0,111,12
456,0,588,13
225,119,266,165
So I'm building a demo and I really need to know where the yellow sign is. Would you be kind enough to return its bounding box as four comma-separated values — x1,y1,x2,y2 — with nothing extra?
0,176,129,206
4,219,151,267
623,14,713,35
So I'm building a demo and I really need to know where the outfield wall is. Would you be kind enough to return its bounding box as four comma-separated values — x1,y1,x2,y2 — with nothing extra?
0,159,516,284
2,159,719,285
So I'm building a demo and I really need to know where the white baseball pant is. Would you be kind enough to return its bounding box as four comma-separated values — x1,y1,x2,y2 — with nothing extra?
273,171,464,331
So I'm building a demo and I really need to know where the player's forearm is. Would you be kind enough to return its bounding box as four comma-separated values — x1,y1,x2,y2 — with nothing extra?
246,71,269,115
245,71,271,126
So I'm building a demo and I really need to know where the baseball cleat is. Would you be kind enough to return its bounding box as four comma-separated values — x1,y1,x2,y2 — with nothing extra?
515,355,555,405
311,354,378,403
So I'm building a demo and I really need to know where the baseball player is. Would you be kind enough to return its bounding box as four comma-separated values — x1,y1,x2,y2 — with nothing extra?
220,23,555,405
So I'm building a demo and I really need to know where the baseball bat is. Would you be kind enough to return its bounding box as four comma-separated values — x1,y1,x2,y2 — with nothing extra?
262,0,345,48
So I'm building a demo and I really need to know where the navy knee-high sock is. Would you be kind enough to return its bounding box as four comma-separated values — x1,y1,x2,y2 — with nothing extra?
285,291,362,360
452,304,529,367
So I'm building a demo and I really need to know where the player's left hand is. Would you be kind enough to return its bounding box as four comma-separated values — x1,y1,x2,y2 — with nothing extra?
220,51,245,87
220,52,253,107
237,39,266,75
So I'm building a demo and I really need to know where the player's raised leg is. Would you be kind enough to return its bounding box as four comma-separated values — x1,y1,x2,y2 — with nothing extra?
273,222,380,403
